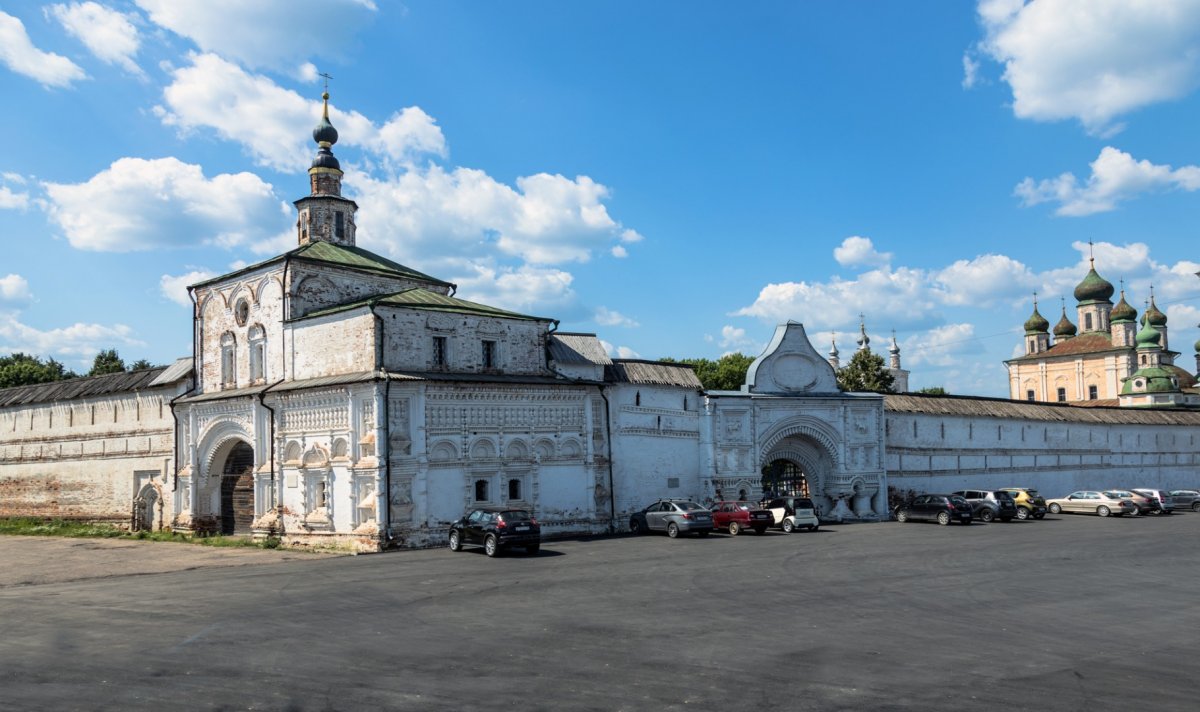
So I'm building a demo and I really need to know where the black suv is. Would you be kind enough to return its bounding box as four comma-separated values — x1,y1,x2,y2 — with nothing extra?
951,490,1018,523
449,507,540,557
895,494,973,525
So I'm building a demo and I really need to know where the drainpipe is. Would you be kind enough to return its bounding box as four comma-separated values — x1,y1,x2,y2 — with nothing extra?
597,385,617,533
370,303,392,548
169,285,202,493
257,378,286,533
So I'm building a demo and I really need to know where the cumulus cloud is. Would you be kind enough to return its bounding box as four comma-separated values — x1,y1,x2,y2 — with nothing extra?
0,10,86,88
450,263,575,315
934,254,1039,306
135,0,377,71
901,323,984,368
156,53,447,173
594,307,638,328
833,236,892,268
0,185,29,210
160,269,217,307
976,0,1200,134
961,52,981,89
1015,147,1200,216
42,157,291,251
48,2,142,75
599,339,641,360
0,274,32,302
0,315,143,359
611,245,628,258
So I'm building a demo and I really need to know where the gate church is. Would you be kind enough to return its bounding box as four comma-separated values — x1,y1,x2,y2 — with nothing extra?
0,93,887,549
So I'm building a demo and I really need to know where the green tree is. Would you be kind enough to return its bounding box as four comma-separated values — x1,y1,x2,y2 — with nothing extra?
916,386,948,395
836,349,895,393
129,359,154,371
89,349,126,376
660,353,754,391
0,353,77,388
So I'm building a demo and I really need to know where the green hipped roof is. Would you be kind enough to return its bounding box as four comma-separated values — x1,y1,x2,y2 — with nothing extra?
299,287,554,323
1121,367,1180,395
190,241,452,290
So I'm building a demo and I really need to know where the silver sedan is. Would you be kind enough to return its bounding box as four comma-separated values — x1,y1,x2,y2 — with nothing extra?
1046,491,1136,517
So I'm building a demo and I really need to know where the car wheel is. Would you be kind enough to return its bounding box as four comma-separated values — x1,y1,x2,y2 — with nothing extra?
1048,503,1062,514
1127,508,1139,516
937,511,951,526
1097,505,1111,518
782,519,795,533
980,508,995,523
728,521,741,536
448,530,462,551
896,510,909,523
667,522,680,538
1015,507,1030,521
1193,502,1200,512
629,518,643,534
526,543,540,555
484,534,500,557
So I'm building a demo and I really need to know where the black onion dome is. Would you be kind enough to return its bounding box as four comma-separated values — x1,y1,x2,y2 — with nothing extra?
1073,265,1114,303
1110,291,1137,323
311,146,341,171
1053,309,1077,338
1024,305,1049,334
1144,296,1167,327
313,91,339,146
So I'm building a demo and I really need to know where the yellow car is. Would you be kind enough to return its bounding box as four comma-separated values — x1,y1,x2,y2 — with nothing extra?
999,487,1047,520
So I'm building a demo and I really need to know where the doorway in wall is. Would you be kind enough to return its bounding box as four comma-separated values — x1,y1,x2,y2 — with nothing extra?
219,441,255,535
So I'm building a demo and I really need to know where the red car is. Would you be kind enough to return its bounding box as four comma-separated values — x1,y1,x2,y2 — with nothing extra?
710,501,773,535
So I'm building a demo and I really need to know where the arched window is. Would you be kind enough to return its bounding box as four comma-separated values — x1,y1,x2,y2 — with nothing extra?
220,332,236,387
474,479,490,502
249,324,266,382
508,478,522,500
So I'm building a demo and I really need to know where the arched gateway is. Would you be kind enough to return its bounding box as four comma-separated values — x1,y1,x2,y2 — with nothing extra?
219,442,255,535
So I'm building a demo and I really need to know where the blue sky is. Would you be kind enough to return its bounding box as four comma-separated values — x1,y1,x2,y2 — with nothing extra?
1,0,1198,396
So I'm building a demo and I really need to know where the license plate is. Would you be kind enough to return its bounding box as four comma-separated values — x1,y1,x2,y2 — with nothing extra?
515,525,530,531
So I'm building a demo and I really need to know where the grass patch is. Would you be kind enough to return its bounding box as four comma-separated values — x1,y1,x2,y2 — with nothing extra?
0,518,282,549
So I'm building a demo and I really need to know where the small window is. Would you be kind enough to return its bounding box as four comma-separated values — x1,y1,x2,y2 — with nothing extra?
474,479,489,502
1084,313,1093,330
482,340,497,369
432,336,447,367
1056,388,1066,402
667,477,680,489
1088,385,1098,400
508,478,522,500
1026,389,1035,402
334,211,345,239
234,299,250,327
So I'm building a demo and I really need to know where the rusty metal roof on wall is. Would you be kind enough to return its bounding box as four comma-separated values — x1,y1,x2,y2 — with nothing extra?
605,360,702,388
548,332,612,365
884,393,1200,425
0,365,184,408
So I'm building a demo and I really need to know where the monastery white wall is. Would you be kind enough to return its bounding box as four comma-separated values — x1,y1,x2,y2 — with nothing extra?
608,383,703,520
289,311,378,379
195,266,285,392
0,387,182,527
379,308,550,375
885,409,1200,497
289,265,447,319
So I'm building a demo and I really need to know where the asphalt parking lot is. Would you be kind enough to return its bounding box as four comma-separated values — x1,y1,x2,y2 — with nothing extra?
2,511,1198,711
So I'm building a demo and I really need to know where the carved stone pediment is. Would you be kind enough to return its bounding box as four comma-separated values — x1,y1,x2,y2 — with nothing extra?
745,322,839,395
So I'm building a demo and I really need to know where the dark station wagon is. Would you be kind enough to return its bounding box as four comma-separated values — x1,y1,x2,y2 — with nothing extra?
895,494,974,526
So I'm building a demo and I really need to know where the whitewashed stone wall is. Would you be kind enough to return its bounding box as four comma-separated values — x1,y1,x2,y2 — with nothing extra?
289,312,377,379
195,266,286,392
608,383,703,518
380,308,550,375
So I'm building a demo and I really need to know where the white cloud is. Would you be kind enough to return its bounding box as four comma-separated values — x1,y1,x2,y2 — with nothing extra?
901,323,984,368
611,245,628,258
0,10,86,88
42,156,290,252
934,254,1039,306
156,53,446,172
48,2,142,76
0,315,143,359
134,0,377,71
594,307,638,328
1015,147,1200,216
0,274,31,302
718,325,753,349
160,270,217,307
976,0,1200,134
961,52,981,89
598,339,640,359
833,236,891,268
451,263,575,315
620,229,643,243
0,185,30,210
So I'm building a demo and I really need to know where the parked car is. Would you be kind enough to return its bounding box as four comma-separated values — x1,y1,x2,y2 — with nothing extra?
1108,489,1160,515
1168,490,1200,511
448,507,541,557
951,489,1018,523
999,487,1048,520
1132,489,1175,514
710,500,773,535
761,496,821,532
1046,491,1136,517
629,499,714,538
895,494,973,525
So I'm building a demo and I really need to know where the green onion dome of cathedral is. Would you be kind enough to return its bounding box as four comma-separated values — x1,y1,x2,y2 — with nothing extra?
1135,318,1162,348
1143,295,1167,327
1073,263,1114,303
1053,308,1077,338
1110,291,1137,323
1024,304,1049,334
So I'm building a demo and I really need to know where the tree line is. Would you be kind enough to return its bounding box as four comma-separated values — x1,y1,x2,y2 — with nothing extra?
0,350,156,389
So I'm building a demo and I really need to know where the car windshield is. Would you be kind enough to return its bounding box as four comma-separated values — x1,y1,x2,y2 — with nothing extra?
499,510,531,521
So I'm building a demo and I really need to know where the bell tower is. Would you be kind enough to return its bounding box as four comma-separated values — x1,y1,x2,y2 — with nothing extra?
295,80,359,247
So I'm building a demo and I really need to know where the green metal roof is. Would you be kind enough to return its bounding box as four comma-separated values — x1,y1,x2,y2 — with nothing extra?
1121,367,1179,395
298,287,553,323
190,241,452,289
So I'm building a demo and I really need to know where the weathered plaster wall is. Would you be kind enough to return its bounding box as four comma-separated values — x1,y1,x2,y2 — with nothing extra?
380,308,550,375
195,266,286,393
1008,352,1134,402
289,312,377,379
608,383,703,519
289,264,447,319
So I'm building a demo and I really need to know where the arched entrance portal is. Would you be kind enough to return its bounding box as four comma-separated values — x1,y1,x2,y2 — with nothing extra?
761,459,810,498
219,442,255,535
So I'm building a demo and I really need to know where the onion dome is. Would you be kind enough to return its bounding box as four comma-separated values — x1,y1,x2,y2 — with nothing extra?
1194,338,1200,354
1024,301,1049,334
1144,294,1167,327
1053,307,1077,339
1110,290,1137,323
1073,260,1114,303
311,91,341,171
1135,318,1161,348
889,331,900,355
828,335,839,359
856,317,870,351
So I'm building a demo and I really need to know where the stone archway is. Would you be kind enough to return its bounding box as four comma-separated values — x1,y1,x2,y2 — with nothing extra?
132,484,158,532
761,435,836,515
218,441,255,535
